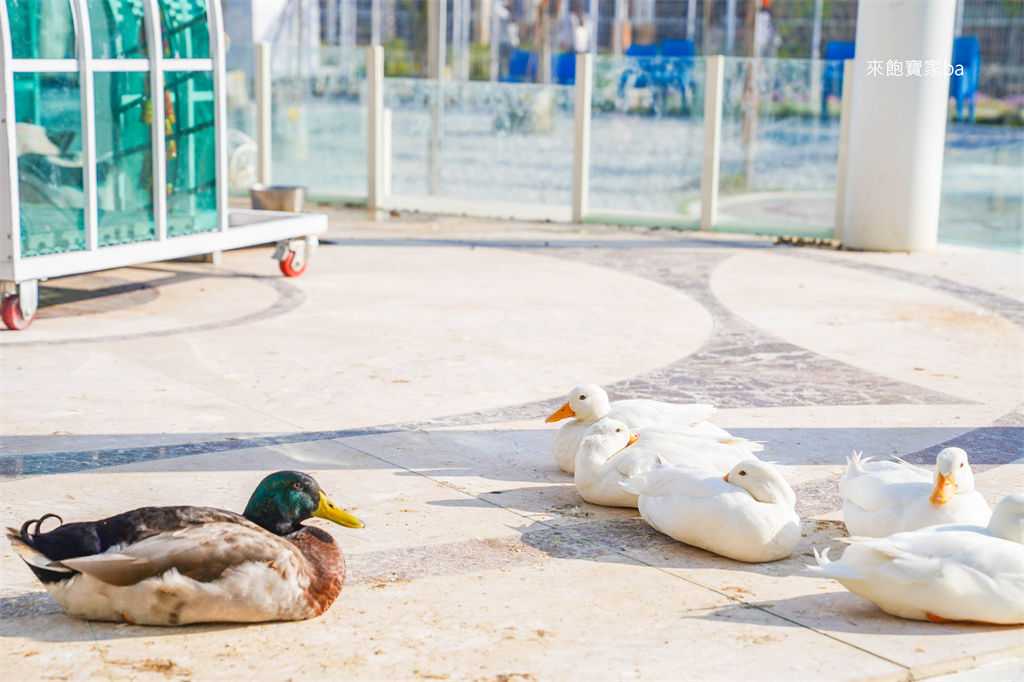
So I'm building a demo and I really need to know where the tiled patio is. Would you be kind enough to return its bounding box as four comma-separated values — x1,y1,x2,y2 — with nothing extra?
2,206,1021,681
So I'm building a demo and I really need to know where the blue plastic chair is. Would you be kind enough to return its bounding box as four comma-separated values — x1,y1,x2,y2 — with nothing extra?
621,43,659,90
554,53,576,85
660,39,695,58
949,36,980,123
501,49,538,83
821,41,854,120
657,39,696,110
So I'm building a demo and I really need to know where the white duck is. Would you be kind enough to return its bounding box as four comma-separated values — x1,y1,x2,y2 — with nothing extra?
546,384,761,474
621,459,800,563
840,448,992,537
808,493,1024,624
573,419,761,508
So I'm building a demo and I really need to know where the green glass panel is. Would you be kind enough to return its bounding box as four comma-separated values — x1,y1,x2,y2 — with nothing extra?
95,71,156,246
13,73,85,257
5,0,75,59
165,70,218,236
87,0,147,59
158,0,209,59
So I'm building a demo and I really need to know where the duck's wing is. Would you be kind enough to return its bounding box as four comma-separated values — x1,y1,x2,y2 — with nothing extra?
839,452,930,513
14,506,252,564
622,461,727,499
610,400,716,429
55,522,300,587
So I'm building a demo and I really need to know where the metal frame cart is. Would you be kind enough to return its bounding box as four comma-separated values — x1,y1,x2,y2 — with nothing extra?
0,0,325,330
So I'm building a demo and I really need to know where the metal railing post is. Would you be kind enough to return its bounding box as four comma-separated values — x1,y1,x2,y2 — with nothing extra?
255,41,272,186
833,58,854,242
700,55,724,232
367,45,385,212
572,53,593,224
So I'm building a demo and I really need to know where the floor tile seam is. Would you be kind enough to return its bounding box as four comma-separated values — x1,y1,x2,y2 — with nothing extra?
333,437,908,669
903,645,1024,682
86,621,116,682
544,524,915,673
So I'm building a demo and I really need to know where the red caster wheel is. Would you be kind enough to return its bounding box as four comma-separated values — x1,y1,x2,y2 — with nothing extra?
1,294,35,331
279,250,307,277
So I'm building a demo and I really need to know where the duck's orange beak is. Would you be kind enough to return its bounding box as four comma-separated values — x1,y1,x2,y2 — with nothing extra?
627,432,639,446
546,403,576,423
724,473,730,483
929,473,955,505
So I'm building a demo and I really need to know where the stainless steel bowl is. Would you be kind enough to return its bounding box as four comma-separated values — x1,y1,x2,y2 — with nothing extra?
249,185,307,212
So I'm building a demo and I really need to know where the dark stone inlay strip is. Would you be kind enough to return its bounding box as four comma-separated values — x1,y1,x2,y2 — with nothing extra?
2,268,306,348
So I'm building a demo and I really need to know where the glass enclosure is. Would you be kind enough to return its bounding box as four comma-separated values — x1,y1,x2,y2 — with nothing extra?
4,0,221,258
269,45,367,198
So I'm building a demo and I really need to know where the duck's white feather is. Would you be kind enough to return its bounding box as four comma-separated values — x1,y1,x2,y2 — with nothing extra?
626,459,800,563
840,449,991,537
574,419,762,508
549,385,759,474
808,496,1024,624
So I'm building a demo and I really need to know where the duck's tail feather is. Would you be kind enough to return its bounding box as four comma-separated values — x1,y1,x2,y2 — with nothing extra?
6,527,74,584
804,547,861,580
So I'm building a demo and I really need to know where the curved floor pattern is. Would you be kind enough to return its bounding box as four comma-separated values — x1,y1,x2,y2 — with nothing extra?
3,216,1023,681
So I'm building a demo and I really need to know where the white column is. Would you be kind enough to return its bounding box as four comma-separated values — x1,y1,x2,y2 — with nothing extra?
572,53,593,223
700,56,724,232
367,46,385,211
842,0,956,251
833,58,854,241
427,0,447,80
255,41,272,186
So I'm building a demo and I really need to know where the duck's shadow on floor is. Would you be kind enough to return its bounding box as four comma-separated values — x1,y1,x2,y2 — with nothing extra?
698,592,1021,636
0,592,259,641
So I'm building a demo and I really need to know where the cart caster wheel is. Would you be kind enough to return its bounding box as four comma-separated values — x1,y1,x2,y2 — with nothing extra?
279,250,307,277
1,294,35,331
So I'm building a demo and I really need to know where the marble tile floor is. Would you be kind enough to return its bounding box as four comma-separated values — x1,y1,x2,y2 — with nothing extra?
1,206,1021,681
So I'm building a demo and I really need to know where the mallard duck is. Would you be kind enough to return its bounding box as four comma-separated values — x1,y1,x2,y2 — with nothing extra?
7,471,364,625
574,419,761,508
808,493,1024,624
840,448,991,537
546,384,760,474
621,459,800,563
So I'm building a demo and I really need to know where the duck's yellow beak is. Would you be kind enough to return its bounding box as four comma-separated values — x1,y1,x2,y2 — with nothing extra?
546,402,576,423
627,432,639,446
929,474,956,505
315,491,364,528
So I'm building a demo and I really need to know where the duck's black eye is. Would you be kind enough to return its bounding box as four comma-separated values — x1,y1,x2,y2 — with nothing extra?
738,471,747,476
960,462,964,468
615,427,621,433
292,481,304,491
579,395,587,400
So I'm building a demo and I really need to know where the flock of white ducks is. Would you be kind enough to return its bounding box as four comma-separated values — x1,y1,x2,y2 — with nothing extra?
546,384,1023,625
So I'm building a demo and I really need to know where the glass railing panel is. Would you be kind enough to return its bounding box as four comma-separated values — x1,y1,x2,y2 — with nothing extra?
13,72,86,257
269,45,367,199
938,93,1024,251
95,70,156,246
383,78,575,206
588,55,705,225
718,57,839,238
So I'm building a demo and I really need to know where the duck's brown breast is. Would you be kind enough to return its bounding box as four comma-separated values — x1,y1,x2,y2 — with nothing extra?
289,526,346,617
